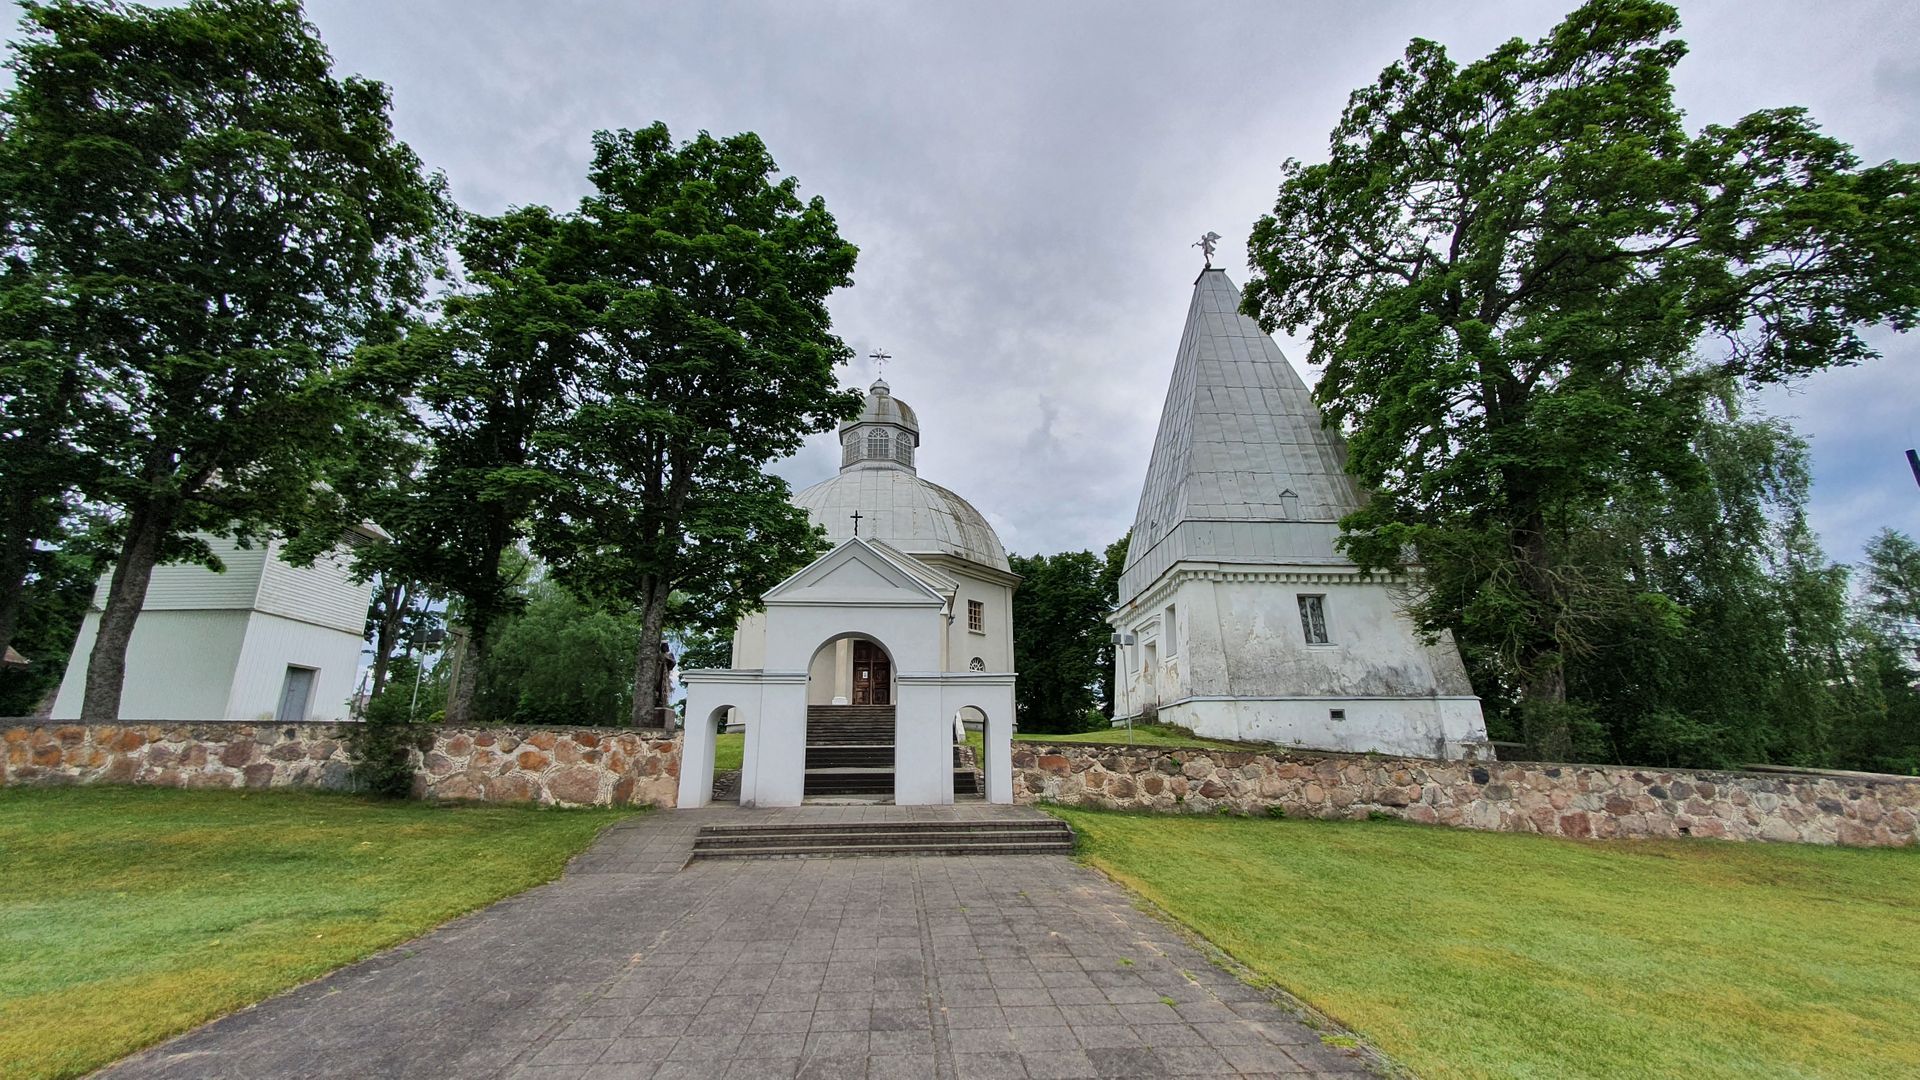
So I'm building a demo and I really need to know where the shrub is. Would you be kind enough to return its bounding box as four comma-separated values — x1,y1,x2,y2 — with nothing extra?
346,719,434,798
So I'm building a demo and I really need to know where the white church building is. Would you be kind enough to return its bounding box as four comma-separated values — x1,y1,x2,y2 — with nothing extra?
1111,268,1491,760
678,377,1019,807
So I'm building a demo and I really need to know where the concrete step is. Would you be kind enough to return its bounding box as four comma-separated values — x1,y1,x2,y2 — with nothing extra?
690,841,1073,860
699,818,1069,833
690,818,1074,860
693,827,1067,848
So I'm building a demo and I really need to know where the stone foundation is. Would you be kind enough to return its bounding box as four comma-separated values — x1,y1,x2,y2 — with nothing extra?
1012,743,1920,847
1,720,680,808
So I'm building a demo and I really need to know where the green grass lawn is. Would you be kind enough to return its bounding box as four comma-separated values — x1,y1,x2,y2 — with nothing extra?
0,786,634,1080
715,731,744,771
1050,807,1920,1080
1015,722,1259,752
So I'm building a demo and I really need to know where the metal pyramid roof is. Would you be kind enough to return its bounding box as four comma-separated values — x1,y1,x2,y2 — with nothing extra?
1117,269,1363,606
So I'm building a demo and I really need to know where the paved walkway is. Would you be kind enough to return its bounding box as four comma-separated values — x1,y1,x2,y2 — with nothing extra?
102,806,1380,1079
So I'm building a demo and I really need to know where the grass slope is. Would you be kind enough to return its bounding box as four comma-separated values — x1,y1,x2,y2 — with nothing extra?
1052,807,1920,1080
0,786,633,1080
1014,723,1257,752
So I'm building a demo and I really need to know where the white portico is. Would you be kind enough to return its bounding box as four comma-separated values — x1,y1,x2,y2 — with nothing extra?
679,377,1018,807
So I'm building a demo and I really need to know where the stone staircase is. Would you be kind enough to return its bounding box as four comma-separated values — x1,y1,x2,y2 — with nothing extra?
803,706,979,800
689,817,1075,860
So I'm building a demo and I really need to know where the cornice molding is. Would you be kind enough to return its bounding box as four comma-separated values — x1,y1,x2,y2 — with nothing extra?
1112,563,1413,623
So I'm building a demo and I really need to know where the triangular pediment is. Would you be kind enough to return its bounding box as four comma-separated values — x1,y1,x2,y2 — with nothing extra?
764,537,946,607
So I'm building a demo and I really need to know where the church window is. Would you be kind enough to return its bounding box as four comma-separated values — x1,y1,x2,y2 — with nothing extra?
894,438,914,466
1162,605,1177,657
866,429,889,459
969,657,985,672
968,599,985,633
1298,594,1330,644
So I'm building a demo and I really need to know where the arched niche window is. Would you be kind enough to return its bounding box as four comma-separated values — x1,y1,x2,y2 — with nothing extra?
969,657,985,672
866,429,890,459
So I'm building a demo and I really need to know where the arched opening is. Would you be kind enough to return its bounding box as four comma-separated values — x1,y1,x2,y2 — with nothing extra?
954,705,988,799
708,705,743,804
803,634,898,802
806,634,895,707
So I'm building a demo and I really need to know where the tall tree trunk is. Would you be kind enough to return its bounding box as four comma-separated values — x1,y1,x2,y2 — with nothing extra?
442,617,486,726
368,579,404,699
0,526,33,661
443,539,507,726
79,503,171,722
630,576,671,729
1513,510,1573,760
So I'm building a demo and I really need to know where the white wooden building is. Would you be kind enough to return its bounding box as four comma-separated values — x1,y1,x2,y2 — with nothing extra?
51,531,377,723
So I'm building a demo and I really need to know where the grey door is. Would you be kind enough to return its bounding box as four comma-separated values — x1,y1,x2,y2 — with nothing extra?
277,666,316,722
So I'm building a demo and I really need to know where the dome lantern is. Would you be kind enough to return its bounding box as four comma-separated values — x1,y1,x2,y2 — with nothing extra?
839,378,921,472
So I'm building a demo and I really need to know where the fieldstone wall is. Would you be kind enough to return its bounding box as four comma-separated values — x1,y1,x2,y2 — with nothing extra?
413,727,679,808
1012,743,1920,847
1,720,681,808
2,721,355,790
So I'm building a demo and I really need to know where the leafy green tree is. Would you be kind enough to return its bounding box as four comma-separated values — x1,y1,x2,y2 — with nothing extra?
354,207,584,724
0,533,99,715
0,266,97,662
1241,0,1920,757
533,124,860,727
481,580,642,727
1093,533,1128,718
1861,529,1920,653
0,0,449,721
1010,549,1108,733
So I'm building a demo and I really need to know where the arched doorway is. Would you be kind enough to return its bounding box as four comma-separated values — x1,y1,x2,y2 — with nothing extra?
708,705,744,804
954,706,988,798
804,635,898,801
851,640,891,705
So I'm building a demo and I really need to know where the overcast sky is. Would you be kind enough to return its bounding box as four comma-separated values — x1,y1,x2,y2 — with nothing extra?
160,3,1920,562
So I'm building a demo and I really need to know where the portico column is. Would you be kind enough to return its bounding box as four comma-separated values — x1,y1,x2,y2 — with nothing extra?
985,680,1015,804
743,673,807,807
894,676,952,805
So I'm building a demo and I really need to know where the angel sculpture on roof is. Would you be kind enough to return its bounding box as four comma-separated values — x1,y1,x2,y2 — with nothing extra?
1193,231,1221,268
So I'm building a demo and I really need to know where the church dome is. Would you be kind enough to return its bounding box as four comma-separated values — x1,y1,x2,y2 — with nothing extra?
840,377,919,440
795,379,1009,572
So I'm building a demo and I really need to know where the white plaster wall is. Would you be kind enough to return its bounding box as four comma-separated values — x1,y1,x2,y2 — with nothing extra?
944,572,1013,674
1167,696,1487,760
894,680,952,805
939,676,1016,804
762,600,944,675
224,611,364,721
1111,568,1486,759
51,610,248,720
730,610,767,669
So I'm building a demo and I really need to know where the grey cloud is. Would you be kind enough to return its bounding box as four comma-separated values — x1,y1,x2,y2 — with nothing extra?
70,0,1917,562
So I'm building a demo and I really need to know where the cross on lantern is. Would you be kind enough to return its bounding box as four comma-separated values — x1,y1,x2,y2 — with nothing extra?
869,349,891,378
850,510,863,536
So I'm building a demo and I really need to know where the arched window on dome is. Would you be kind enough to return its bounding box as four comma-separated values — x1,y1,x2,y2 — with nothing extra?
894,438,914,467
842,430,860,467
866,429,889,460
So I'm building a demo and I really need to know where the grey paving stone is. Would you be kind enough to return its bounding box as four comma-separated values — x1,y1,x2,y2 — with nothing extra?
94,806,1378,1080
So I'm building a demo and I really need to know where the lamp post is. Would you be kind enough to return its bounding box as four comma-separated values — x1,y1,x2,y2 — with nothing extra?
409,625,448,722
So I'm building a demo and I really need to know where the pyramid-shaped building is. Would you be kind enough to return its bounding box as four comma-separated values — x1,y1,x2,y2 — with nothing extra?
1109,268,1490,759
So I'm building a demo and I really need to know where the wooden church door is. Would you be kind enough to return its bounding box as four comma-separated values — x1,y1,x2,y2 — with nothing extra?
851,640,891,706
